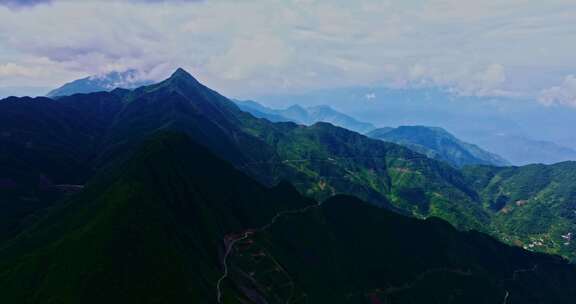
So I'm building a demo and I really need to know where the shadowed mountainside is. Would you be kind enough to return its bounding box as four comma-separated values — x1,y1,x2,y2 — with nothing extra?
1,132,576,303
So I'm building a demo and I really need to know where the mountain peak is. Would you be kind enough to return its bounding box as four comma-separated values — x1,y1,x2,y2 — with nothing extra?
170,67,194,80
161,68,205,90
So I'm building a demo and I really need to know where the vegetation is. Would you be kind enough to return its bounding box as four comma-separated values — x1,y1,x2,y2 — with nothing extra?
1,132,575,303
463,162,576,260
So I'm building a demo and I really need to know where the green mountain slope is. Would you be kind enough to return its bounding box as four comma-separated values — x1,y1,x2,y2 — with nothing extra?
368,126,509,168
0,92,126,242
463,162,576,260
0,132,311,304
2,132,576,303
230,195,576,303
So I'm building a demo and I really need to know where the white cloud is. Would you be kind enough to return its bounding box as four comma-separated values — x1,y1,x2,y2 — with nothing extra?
207,34,293,80
0,0,575,99
0,0,51,10
539,75,576,107
478,64,507,89
402,62,509,96
0,62,41,77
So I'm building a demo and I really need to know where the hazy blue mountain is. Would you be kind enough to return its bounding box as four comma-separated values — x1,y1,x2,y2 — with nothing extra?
305,105,375,133
46,69,153,98
367,126,509,168
473,134,576,166
234,99,289,122
235,99,375,133
258,85,576,164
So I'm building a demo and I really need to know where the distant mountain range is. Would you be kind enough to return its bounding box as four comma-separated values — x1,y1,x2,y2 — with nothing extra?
235,99,376,133
367,126,510,168
236,99,508,168
46,69,153,98
258,85,576,165
473,134,576,166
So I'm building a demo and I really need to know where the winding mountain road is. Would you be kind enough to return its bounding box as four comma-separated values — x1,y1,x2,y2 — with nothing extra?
216,201,322,303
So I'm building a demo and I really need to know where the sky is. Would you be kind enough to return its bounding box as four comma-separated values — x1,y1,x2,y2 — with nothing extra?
1,0,576,106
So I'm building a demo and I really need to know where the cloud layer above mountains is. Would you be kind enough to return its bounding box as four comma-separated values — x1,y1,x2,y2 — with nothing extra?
0,0,51,9
0,0,575,102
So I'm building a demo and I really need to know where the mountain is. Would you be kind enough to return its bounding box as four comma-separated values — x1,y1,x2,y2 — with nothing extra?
5,67,576,263
235,100,376,133
237,101,508,168
367,126,509,168
105,70,487,229
233,99,289,122
46,69,153,98
1,132,576,303
0,92,126,242
2,68,489,230
305,105,376,133
463,161,576,260
0,132,311,303
473,134,576,166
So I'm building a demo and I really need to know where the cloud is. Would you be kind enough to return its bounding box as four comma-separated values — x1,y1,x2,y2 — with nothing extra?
0,0,51,9
207,34,293,80
0,0,199,7
136,0,203,2
539,75,576,107
0,0,575,99
365,92,376,101
0,62,41,77
402,62,509,97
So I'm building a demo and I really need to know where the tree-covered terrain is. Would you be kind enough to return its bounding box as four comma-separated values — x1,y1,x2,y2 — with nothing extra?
463,162,576,260
1,132,575,303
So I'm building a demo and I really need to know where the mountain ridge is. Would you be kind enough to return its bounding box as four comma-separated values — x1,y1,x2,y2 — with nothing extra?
1,67,574,262
367,126,510,168
235,99,376,133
